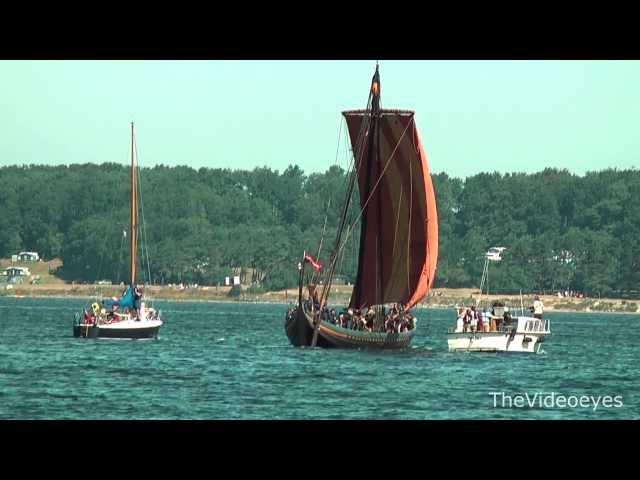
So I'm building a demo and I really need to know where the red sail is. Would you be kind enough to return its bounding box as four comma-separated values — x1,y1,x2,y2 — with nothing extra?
343,109,438,309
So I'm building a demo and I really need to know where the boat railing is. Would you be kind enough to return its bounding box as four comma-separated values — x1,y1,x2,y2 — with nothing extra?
448,325,515,334
523,318,551,334
448,318,551,335
498,325,516,334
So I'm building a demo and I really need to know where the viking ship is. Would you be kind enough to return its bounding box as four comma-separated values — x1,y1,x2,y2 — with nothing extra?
73,123,163,339
285,63,438,349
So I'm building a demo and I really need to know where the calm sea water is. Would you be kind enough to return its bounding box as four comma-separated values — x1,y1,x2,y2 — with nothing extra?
0,297,637,419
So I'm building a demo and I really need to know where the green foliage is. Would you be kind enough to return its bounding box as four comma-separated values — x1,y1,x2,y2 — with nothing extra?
228,284,242,298
1,164,639,296
263,263,298,291
434,167,640,297
247,284,266,295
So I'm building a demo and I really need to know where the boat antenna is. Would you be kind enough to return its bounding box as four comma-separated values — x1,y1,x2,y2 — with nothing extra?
477,257,489,308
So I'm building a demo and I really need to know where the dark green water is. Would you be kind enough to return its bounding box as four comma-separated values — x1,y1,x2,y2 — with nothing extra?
0,297,637,419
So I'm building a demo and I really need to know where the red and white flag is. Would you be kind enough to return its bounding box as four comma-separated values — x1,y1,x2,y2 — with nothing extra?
303,252,322,272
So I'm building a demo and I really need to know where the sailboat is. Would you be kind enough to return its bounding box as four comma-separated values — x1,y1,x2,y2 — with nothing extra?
73,122,163,339
285,64,438,349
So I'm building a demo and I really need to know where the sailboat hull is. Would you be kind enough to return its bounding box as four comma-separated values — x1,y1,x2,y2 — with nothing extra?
285,306,414,349
73,319,162,339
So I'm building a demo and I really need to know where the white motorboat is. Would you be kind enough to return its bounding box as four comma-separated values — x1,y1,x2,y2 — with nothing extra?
447,253,550,353
447,311,550,353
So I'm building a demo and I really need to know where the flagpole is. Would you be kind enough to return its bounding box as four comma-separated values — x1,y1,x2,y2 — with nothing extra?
297,256,305,311
298,250,324,348
309,250,322,347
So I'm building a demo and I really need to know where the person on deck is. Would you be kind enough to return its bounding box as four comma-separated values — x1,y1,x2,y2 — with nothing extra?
476,307,484,332
365,306,375,330
503,306,512,326
83,309,94,325
132,285,143,319
346,308,354,329
389,306,399,332
462,307,471,332
493,309,502,331
469,306,478,333
532,295,544,319
307,284,320,311
482,309,492,332
106,310,118,324
456,307,465,332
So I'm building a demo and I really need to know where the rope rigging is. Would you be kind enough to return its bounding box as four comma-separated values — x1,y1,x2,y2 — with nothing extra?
95,140,131,291
311,64,421,323
318,69,379,307
134,138,153,287
328,116,414,278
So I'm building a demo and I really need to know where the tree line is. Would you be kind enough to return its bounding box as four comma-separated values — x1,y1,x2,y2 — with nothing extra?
1,164,638,297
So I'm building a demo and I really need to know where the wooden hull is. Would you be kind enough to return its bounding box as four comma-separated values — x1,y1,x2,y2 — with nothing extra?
285,306,414,349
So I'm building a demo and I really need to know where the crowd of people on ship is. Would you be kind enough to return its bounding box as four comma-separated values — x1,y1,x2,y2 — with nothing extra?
303,295,416,333
454,304,515,333
453,296,547,333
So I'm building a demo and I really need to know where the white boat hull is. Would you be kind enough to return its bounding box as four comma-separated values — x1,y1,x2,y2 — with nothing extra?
447,331,546,353
447,316,550,353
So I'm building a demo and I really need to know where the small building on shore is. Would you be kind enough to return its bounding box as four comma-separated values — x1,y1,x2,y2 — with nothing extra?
5,266,31,278
3,267,31,283
16,251,40,262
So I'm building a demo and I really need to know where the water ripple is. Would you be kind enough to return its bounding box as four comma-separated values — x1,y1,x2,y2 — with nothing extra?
0,298,637,419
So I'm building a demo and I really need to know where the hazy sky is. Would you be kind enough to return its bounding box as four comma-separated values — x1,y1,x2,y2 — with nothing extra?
2,60,639,179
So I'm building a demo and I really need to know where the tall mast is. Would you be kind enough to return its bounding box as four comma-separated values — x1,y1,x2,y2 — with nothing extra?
351,63,381,308
374,65,383,308
130,122,137,286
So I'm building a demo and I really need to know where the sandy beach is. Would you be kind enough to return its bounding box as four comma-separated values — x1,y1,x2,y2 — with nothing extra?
2,282,638,314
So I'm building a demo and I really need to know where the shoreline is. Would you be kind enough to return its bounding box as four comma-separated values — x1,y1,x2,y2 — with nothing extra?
1,285,639,315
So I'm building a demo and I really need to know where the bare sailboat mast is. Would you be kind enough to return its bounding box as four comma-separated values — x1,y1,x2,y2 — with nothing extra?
130,122,137,286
